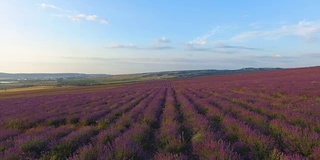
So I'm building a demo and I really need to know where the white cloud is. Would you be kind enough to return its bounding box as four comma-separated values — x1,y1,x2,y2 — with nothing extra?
53,14,108,24
186,39,207,46
231,21,320,42
69,14,97,21
37,3,108,25
37,3,63,11
105,44,137,49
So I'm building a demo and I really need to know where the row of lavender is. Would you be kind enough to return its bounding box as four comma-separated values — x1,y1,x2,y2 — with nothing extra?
0,83,165,159
171,67,320,159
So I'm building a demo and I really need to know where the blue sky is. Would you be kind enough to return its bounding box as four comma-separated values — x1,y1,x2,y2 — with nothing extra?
1,0,320,74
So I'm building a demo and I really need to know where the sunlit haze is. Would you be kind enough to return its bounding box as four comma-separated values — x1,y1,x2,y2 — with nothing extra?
1,0,320,74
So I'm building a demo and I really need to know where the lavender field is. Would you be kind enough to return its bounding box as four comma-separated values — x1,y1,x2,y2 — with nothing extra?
1,67,320,160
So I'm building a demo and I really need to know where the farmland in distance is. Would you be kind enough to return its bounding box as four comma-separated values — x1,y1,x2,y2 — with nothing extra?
0,66,320,160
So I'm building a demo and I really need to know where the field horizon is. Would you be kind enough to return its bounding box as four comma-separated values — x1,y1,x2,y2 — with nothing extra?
0,67,283,92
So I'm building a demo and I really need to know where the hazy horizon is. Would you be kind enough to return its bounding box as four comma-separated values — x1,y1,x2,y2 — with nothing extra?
0,66,295,75
1,1,320,74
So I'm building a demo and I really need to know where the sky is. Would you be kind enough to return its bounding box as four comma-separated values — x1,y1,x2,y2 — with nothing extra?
1,0,320,74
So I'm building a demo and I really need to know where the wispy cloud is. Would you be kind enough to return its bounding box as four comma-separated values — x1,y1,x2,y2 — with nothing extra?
214,43,264,51
106,37,174,50
71,14,97,21
37,3,64,11
105,44,138,49
186,42,263,54
184,26,258,54
54,14,108,24
146,46,174,50
187,47,240,54
231,21,320,42
105,44,173,50
187,26,223,47
285,21,320,42
99,19,108,24
37,3,108,24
